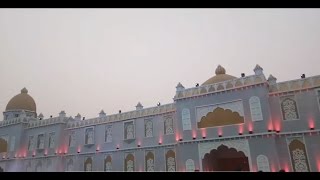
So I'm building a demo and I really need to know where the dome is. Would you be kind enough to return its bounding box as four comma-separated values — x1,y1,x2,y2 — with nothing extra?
5,87,36,112
201,65,237,86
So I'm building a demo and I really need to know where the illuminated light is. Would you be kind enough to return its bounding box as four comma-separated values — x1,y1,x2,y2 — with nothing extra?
59,150,62,154
238,125,243,135
77,146,81,153
249,131,253,134
309,118,315,130
201,129,207,139
276,130,280,133
137,144,141,147
219,135,222,137
248,123,253,132
33,151,36,157
116,145,119,150
96,145,100,151
202,136,206,139
193,137,196,140
2,156,5,159
14,153,17,158
218,128,223,137
179,138,183,141
192,130,197,139
158,142,162,145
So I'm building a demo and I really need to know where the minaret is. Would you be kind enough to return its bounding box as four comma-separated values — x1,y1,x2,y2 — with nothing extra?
254,64,264,75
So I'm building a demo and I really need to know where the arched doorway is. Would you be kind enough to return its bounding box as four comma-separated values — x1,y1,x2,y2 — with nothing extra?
202,144,249,171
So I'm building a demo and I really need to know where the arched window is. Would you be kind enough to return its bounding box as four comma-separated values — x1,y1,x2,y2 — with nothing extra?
166,149,176,172
104,155,112,172
185,159,195,172
145,151,155,172
182,108,192,130
249,96,263,121
145,120,153,137
164,117,174,135
125,153,135,172
84,157,93,171
257,155,270,172
281,97,299,120
105,125,112,143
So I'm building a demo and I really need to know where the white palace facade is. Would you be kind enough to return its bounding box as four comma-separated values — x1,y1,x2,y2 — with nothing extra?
1,65,320,172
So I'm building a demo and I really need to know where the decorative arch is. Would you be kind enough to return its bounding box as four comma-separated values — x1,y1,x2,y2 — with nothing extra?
185,159,195,172
257,155,270,172
182,108,191,130
202,145,249,171
35,160,42,172
281,97,299,120
125,153,135,172
84,157,93,171
0,137,8,153
166,149,176,172
66,158,73,171
104,155,112,172
287,137,310,172
145,151,155,172
249,96,263,121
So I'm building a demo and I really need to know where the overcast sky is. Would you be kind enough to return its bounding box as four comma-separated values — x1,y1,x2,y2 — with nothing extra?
0,9,319,120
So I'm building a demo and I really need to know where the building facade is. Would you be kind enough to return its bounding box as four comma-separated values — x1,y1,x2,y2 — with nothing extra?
0,65,320,172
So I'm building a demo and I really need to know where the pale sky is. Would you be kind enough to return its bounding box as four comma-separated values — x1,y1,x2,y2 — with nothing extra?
0,9,320,120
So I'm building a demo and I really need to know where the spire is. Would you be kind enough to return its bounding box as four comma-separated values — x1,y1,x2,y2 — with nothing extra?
268,74,277,85
75,113,81,121
99,110,106,117
215,65,226,75
254,64,264,75
176,82,185,92
136,102,143,110
59,110,66,118
21,87,28,94
38,113,44,119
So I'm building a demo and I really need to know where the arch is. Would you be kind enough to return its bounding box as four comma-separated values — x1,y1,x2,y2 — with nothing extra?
208,86,215,92
217,84,224,91
257,155,270,172
125,153,135,172
166,149,176,172
249,96,263,121
281,97,299,120
235,80,243,87
181,108,191,130
84,157,93,171
226,82,233,89
145,151,155,172
0,137,8,153
200,87,207,94
104,155,112,172
66,158,73,171
202,144,249,171
185,159,195,172
288,138,310,172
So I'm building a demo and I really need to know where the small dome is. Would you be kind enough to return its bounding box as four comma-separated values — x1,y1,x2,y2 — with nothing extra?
202,65,236,85
5,88,36,112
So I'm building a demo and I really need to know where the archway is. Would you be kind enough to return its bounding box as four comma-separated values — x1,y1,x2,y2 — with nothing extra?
202,144,249,171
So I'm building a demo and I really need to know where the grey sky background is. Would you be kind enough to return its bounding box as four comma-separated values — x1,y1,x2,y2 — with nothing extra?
0,9,319,120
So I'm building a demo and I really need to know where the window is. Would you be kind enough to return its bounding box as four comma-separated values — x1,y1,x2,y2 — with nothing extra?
37,134,45,149
165,149,176,172
144,119,153,138
182,108,191,130
105,125,112,143
125,153,135,172
28,136,35,151
164,116,174,135
124,121,135,140
9,136,15,151
257,155,270,172
69,131,76,147
48,132,55,148
316,89,320,112
104,155,112,172
85,127,94,145
145,151,155,172
280,96,299,121
249,96,263,121
185,159,195,172
84,157,93,171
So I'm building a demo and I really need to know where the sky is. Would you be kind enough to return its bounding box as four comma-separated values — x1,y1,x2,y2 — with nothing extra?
0,8,319,120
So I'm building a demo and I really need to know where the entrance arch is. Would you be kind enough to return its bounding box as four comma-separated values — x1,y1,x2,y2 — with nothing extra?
202,144,249,171
202,145,250,171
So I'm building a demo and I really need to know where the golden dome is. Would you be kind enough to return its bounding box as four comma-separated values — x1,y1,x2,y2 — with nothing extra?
5,87,36,112
202,65,237,86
